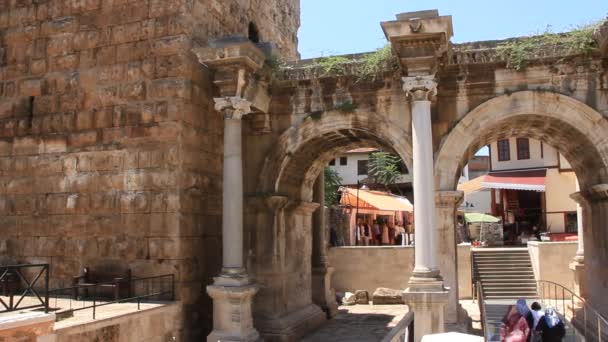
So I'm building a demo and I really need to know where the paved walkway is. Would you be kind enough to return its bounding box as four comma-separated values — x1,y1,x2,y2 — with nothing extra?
301,304,409,342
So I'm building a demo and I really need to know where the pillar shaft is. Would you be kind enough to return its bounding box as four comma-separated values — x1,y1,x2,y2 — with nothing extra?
574,180,584,261
223,117,245,273
411,99,438,277
312,172,327,267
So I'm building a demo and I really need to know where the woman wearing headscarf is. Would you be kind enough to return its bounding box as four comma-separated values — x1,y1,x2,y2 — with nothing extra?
536,306,565,342
500,298,531,342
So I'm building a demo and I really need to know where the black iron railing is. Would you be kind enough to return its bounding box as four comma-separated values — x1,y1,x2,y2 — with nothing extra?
0,263,50,313
537,280,608,341
48,274,174,320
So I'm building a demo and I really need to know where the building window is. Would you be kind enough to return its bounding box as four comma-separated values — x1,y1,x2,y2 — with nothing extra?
565,212,578,233
340,157,347,166
517,138,530,160
328,159,335,166
357,160,368,175
497,139,510,161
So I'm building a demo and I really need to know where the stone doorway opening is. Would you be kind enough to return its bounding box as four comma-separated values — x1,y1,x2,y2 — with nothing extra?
250,110,413,340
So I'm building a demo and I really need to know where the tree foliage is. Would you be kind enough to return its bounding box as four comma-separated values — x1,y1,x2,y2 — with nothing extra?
367,152,402,188
324,167,343,206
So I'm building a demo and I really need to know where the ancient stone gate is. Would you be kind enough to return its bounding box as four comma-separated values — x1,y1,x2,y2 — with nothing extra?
1,2,608,341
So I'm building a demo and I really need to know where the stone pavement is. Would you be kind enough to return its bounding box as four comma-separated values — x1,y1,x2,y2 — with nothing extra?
300,304,409,342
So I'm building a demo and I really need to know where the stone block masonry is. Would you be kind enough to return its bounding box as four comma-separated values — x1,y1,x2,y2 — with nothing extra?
0,0,300,339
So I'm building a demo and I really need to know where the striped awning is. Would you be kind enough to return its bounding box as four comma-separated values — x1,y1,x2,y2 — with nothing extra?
481,169,547,192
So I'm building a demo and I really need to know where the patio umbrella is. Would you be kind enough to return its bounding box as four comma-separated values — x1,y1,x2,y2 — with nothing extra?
464,213,500,223
464,213,500,245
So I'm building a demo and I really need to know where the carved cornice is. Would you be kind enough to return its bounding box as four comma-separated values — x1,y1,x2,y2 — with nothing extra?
193,39,270,115
402,75,437,101
214,96,252,120
381,10,453,76
435,190,464,208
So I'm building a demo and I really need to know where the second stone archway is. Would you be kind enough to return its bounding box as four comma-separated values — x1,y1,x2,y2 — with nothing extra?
434,90,608,317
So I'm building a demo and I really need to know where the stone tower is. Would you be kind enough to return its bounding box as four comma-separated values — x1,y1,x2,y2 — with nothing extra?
0,0,299,340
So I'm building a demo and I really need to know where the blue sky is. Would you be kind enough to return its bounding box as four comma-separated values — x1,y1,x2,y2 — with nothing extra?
298,0,606,156
298,0,607,59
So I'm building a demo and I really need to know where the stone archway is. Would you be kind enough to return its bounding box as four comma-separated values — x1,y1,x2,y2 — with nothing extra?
248,110,413,340
434,90,608,316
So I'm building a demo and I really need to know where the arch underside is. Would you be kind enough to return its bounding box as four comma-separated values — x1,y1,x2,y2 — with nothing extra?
259,111,413,202
435,91,608,191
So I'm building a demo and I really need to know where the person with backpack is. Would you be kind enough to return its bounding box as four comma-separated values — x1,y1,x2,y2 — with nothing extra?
536,306,566,342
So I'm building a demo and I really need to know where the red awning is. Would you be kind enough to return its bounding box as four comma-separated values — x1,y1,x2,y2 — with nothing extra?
481,169,547,192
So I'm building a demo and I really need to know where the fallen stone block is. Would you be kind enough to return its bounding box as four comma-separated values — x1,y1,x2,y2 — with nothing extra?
372,287,404,305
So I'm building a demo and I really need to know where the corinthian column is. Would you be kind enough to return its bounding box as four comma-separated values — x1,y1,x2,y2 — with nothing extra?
402,75,449,341
404,75,442,284
207,96,260,342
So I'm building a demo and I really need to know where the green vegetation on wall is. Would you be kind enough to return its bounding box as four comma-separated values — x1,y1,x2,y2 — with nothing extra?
497,21,602,70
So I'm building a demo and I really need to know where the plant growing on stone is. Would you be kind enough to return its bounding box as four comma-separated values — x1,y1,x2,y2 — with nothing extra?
316,56,351,75
358,44,393,81
497,20,602,70
324,167,343,206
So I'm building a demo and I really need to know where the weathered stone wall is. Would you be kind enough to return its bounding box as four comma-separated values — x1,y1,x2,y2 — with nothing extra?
528,241,577,298
0,0,300,339
327,246,414,295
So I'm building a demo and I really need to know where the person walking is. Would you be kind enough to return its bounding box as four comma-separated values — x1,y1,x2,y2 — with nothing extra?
536,306,565,342
381,221,389,245
528,302,544,342
500,298,531,342
372,220,381,245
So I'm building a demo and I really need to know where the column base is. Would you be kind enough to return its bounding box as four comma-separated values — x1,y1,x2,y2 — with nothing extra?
402,285,449,341
207,276,260,342
311,266,339,318
255,304,326,342
569,259,586,306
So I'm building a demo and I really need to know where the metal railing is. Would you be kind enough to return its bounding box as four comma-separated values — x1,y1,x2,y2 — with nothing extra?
476,281,494,341
381,311,414,342
0,263,50,313
48,274,174,320
537,280,608,341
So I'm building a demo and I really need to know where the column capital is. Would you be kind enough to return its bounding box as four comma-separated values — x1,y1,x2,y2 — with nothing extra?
435,190,464,208
572,184,608,205
286,200,320,215
590,183,608,201
214,96,253,120
402,75,437,101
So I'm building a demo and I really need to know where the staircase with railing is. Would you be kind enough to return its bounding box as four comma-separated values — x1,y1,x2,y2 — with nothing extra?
477,278,608,342
537,280,608,342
